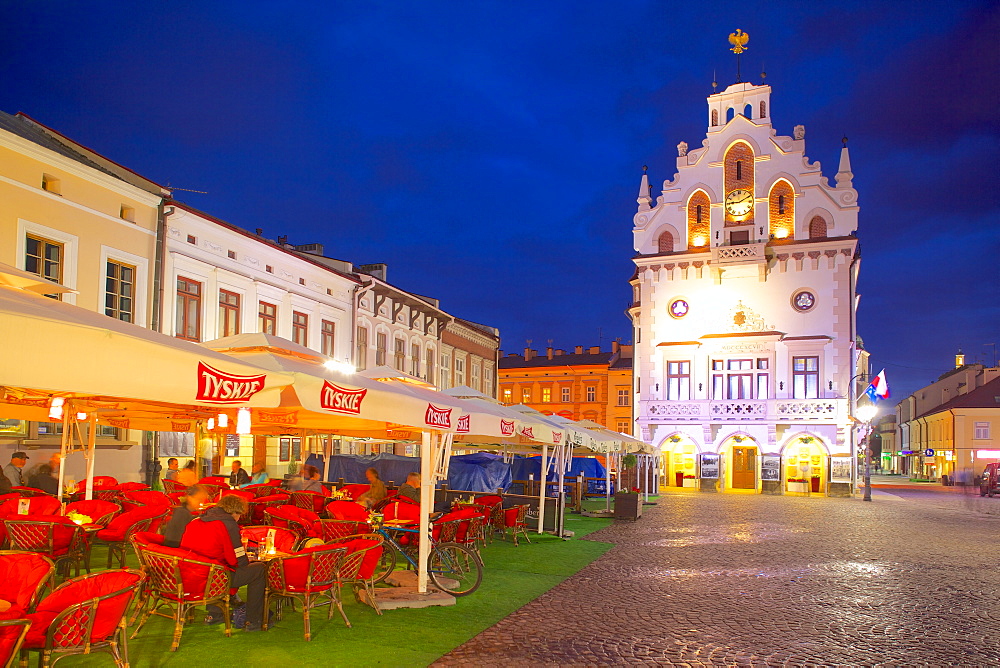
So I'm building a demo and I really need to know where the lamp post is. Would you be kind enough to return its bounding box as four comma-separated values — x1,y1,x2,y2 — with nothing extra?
855,404,878,502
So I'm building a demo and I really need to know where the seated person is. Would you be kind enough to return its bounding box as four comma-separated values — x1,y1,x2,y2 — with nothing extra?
396,471,420,504
27,463,59,495
356,467,387,509
289,465,324,493
162,485,210,548
229,460,250,488
242,462,268,487
180,494,267,632
176,460,198,487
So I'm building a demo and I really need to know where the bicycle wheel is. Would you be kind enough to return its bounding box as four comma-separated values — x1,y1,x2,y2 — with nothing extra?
372,542,397,584
429,542,482,596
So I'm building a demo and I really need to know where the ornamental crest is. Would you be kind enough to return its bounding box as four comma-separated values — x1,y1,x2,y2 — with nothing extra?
727,301,772,333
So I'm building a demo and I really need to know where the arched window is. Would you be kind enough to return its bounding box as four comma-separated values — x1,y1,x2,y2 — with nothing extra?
711,109,719,126
736,160,743,181
809,216,828,239
759,101,767,118
778,194,785,214
687,190,711,248
657,231,674,253
769,180,795,240
726,107,735,123
743,104,752,118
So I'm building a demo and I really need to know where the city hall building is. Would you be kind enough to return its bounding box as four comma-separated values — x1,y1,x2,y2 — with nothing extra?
628,76,867,495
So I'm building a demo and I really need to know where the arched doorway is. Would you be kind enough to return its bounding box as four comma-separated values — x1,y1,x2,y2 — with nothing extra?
721,433,759,491
781,434,829,494
659,435,699,489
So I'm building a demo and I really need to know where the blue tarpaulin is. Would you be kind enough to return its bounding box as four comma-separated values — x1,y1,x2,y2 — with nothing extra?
322,452,512,493
509,455,610,495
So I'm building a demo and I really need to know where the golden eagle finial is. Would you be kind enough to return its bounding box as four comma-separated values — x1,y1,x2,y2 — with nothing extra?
728,29,749,54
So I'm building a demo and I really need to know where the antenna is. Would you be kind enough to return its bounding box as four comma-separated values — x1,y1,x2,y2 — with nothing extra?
165,183,209,194
712,70,718,93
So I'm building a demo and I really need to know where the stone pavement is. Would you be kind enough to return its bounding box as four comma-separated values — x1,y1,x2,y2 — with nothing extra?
436,486,1000,666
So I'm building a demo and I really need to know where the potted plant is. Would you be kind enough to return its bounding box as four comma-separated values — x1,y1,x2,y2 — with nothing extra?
614,484,642,521
682,474,697,488
786,477,809,493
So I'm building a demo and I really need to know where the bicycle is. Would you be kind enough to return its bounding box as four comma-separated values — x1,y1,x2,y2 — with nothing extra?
371,517,483,596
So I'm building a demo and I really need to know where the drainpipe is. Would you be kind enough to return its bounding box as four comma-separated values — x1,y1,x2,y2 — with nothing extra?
146,198,172,488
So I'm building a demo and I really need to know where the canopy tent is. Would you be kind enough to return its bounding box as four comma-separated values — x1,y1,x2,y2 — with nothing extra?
442,386,565,448
0,269,295,499
316,452,513,493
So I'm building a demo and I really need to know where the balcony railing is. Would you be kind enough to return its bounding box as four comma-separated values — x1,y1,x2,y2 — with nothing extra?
639,398,843,422
711,241,767,266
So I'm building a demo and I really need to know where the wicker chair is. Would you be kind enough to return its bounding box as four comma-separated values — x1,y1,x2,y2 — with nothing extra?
0,619,30,668
93,506,170,569
63,500,121,528
290,490,327,516
328,533,385,623
243,484,278,498
10,487,55,499
131,544,234,651
0,550,55,614
239,525,299,555
314,519,369,542
4,517,87,578
265,506,318,540
19,569,144,668
504,504,532,546
161,478,186,494
263,544,348,640
247,496,286,525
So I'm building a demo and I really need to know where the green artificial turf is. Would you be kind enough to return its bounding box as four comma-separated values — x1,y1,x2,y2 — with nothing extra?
51,508,615,667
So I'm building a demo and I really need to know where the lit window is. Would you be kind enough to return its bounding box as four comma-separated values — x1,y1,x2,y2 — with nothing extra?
502,388,513,403
522,387,531,403
105,260,135,322
666,362,690,400
792,356,819,399
541,388,552,403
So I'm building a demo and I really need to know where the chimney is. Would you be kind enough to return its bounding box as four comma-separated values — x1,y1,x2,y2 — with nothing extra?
574,345,583,354
589,346,600,354
524,347,535,361
255,228,263,236
612,341,620,354
555,349,565,356
546,347,553,360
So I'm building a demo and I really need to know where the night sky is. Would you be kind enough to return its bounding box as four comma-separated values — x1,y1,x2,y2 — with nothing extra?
2,1,997,400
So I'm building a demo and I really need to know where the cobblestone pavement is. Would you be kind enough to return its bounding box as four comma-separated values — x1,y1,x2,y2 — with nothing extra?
436,486,1000,666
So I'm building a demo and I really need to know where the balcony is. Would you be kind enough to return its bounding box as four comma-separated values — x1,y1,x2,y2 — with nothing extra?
711,241,767,266
639,398,843,422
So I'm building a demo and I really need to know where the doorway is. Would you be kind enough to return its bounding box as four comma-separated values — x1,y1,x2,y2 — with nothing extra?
732,446,757,489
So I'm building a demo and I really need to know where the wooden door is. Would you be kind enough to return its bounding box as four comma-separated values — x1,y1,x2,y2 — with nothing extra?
732,446,757,489
253,435,268,471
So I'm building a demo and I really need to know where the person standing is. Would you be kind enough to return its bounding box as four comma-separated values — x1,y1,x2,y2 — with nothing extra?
164,458,180,481
229,460,250,488
3,452,27,488
181,495,267,631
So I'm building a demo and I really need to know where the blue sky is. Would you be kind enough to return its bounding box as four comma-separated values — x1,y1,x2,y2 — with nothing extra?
2,0,997,399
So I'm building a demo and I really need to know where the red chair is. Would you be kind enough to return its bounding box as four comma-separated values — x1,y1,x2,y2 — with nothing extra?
130,544,234,651
263,543,348,640
325,500,369,521
314,519,369,542
265,506,319,540
74,477,118,494
474,495,505,539
503,504,532,546
11,487,55,499
247,496,287,525
0,550,55,615
4,516,87,577
94,489,122,504
197,483,225,502
328,534,385,623
383,500,420,523
63,500,121,528
291,490,327,516
161,478,186,494
243,484,277,498
339,484,369,501
115,482,149,492
21,569,144,667
0,619,30,668
220,489,254,503
240,525,298,555
120,490,172,512
198,476,229,487
0,496,61,517
94,505,170,568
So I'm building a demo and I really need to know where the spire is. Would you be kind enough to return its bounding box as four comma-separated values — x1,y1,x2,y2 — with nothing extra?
637,165,651,211
835,136,853,188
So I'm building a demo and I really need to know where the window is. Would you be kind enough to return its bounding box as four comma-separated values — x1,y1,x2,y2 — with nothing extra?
809,216,828,239
410,344,420,377
711,109,719,126
186,235,196,245
394,338,406,371
666,361,691,400
586,386,596,402
425,349,435,384
292,311,308,346
778,194,785,215
376,332,387,366
175,277,202,341
471,363,480,391
617,420,630,435
25,234,63,296
440,353,450,386
792,356,820,399
258,301,277,335
218,290,240,337
502,388,513,403
736,160,743,181
759,100,767,118
975,422,991,440
561,387,571,403
541,388,552,403
119,205,135,222
756,358,770,400
321,320,336,357
265,265,273,274
356,327,368,370
455,357,466,386
727,359,753,399
41,174,60,194
657,231,673,253
104,260,135,322
484,366,493,394
617,389,630,406
522,387,531,403
299,278,306,286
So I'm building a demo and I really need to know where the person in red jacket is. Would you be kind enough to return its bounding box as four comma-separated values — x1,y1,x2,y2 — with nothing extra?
180,494,267,631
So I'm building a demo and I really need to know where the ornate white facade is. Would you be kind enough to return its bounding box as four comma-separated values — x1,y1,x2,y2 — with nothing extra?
628,81,866,494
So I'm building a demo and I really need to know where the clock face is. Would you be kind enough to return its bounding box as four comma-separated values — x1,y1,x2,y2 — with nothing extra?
725,189,753,217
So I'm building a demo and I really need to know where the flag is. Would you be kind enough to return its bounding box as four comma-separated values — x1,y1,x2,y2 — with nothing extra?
864,369,890,403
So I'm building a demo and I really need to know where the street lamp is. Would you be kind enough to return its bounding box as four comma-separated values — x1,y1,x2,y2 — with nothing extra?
855,404,878,502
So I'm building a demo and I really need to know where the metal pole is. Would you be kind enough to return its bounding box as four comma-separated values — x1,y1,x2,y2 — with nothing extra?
862,427,872,502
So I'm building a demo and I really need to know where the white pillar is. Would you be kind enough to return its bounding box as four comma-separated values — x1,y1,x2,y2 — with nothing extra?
537,443,548,534
418,431,434,593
